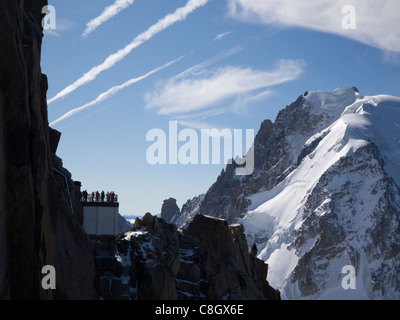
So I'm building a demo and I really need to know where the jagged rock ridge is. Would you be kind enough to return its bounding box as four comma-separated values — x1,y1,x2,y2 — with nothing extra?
113,213,280,300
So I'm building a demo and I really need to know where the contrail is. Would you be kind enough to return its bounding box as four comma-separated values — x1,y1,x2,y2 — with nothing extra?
48,0,209,105
83,0,135,37
49,56,184,127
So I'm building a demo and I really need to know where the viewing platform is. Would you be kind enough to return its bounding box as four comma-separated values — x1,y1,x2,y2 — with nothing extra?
80,190,120,237
80,191,118,207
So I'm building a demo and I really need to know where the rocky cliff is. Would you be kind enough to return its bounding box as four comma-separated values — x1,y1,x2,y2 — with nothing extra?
112,213,280,300
0,0,97,299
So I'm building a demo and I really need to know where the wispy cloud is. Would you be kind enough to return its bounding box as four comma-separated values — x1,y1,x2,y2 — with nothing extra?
231,89,274,115
44,18,75,37
50,57,184,127
176,107,231,131
227,0,400,54
83,0,135,37
174,45,243,80
213,31,233,42
47,0,209,105
145,59,305,116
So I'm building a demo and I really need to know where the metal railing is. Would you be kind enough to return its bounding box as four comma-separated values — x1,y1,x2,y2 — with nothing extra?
81,192,118,203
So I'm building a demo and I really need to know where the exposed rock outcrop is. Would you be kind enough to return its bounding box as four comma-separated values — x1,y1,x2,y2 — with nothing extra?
0,0,97,299
114,213,280,300
167,194,205,229
160,198,180,223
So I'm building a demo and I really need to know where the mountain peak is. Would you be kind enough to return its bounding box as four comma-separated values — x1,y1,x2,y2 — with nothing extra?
163,87,400,299
304,87,360,112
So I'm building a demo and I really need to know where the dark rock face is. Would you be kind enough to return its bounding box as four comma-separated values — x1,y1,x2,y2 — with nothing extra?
161,198,180,223
181,215,279,300
0,0,97,299
115,213,280,300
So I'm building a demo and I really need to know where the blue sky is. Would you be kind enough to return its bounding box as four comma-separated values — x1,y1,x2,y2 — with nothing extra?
42,0,400,216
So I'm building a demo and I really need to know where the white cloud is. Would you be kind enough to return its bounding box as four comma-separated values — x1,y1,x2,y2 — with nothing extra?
213,31,233,42
47,0,209,105
50,57,183,127
227,0,400,54
83,0,135,37
145,59,305,116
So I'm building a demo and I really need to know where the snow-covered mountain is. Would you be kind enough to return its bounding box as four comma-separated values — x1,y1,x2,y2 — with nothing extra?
166,87,400,299
243,88,400,299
